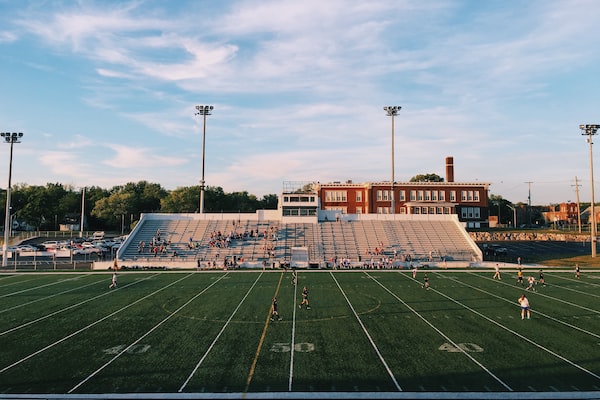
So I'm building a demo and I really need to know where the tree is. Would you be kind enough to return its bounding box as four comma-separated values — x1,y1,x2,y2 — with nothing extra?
409,173,444,182
160,186,200,213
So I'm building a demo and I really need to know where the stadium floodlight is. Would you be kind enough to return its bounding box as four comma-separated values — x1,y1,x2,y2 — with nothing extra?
384,106,401,215
195,105,213,215
1,132,23,267
580,124,600,257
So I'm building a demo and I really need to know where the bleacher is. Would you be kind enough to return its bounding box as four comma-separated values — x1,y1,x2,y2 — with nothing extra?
116,213,481,268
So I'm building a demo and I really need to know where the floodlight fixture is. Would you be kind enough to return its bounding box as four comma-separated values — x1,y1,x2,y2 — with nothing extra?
195,105,214,215
384,106,401,214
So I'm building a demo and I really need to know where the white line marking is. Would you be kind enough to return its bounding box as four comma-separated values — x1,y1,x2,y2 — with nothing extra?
368,272,512,392
429,274,600,382
69,273,215,393
0,274,157,337
329,271,402,392
446,274,600,340
179,272,263,392
0,273,180,374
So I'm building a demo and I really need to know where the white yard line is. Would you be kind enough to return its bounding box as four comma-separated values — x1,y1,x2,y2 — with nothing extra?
68,272,206,393
288,274,299,392
421,274,600,383
367,272,512,392
0,277,100,314
1,273,183,375
446,274,600,340
0,273,157,337
466,271,600,314
178,272,263,393
329,271,403,392
0,274,90,299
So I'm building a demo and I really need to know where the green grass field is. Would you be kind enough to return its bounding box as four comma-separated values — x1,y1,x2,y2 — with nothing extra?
0,268,599,399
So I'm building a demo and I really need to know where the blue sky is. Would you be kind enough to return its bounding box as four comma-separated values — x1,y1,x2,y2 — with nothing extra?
1,0,599,206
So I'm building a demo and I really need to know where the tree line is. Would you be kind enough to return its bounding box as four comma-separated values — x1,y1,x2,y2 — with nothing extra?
3,181,278,233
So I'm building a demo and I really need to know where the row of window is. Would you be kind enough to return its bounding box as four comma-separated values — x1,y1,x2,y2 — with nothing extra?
324,205,482,219
325,189,481,203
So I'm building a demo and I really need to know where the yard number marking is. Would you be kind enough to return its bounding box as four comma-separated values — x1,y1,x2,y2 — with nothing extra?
103,344,151,355
438,342,483,353
270,342,315,353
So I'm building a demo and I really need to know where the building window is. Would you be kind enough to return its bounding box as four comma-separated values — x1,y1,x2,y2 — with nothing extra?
461,207,481,219
439,191,445,201
399,190,405,201
473,191,479,202
356,191,362,202
356,207,362,214
424,191,430,201
325,190,347,202
417,191,424,201
450,191,456,201
410,190,416,201
431,191,437,201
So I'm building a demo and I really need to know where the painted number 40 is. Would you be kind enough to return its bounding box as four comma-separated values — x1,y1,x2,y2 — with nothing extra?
438,342,483,353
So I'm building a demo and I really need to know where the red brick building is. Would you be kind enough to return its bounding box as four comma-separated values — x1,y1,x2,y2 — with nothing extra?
315,157,491,228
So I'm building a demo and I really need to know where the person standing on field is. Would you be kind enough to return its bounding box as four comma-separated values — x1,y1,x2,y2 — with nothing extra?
109,272,117,289
299,286,310,309
493,263,501,280
518,294,530,320
271,297,282,321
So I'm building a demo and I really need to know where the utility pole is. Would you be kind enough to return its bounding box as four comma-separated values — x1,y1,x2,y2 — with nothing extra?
573,176,582,233
525,181,533,227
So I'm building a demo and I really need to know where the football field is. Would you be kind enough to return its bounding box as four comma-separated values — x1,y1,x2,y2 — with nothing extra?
0,268,599,399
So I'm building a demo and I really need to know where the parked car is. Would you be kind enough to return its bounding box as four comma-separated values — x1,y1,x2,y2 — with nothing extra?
41,240,59,250
73,247,102,255
16,245,38,254
486,244,508,256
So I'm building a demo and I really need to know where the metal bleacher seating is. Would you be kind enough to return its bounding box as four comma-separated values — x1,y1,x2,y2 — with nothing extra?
118,215,479,266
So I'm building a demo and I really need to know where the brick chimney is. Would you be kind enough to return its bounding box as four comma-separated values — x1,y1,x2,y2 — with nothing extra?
445,156,454,183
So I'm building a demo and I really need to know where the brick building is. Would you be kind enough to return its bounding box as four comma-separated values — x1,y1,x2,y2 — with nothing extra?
279,157,492,228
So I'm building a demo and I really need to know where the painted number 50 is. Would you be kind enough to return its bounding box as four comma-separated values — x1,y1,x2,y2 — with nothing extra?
270,342,315,353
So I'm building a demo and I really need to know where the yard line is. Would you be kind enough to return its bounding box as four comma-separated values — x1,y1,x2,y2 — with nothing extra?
447,274,600,340
0,274,90,299
179,272,264,393
0,273,185,375
548,274,600,290
329,271,402,392
243,272,285,394
0,273,157,337
422,275,600,383
70,272,225,394
466,271,600,315
0,277,100,314
288,272,299,392
368,272,512,392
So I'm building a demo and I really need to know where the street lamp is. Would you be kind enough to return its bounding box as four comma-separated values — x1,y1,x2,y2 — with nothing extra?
195,105,213,215
1,132,23,267
580,124,599,257
384,106,401,214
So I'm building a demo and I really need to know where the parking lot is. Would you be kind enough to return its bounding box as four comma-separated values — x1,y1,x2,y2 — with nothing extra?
478,240,591,264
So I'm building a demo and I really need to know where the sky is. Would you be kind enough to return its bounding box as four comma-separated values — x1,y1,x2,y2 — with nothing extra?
1,0,600,207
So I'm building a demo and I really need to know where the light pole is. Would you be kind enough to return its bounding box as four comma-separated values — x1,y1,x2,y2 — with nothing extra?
80,187,85,238
1,132,23,267
195,105,213,215
507,204,517,228
384,106,401,214
580,124,599,257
